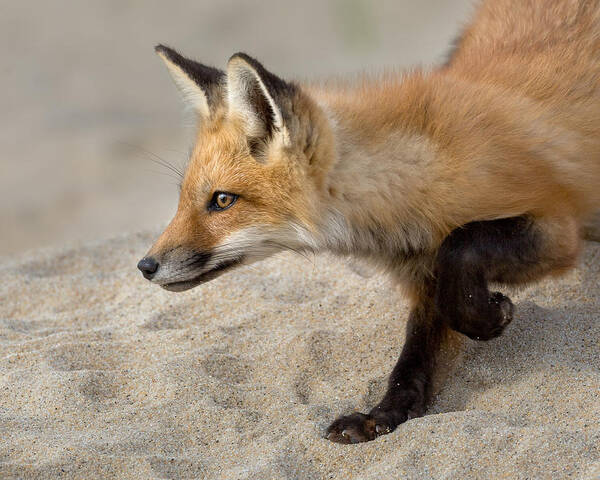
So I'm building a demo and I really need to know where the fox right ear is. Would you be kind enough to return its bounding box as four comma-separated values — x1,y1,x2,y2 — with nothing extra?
155,45,225,119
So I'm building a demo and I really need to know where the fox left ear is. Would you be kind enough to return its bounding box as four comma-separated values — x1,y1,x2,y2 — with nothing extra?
155,44,225,119
227,53,297,146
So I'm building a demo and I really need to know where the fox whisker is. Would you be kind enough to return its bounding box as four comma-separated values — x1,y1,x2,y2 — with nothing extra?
118,141,185,180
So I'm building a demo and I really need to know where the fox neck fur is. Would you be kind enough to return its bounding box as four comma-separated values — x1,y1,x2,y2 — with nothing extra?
304,70,599,263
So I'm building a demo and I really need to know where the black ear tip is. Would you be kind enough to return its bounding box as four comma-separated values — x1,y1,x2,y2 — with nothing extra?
155,44,177,58
229,53,269,77
228,52,294,96
229,52,257,65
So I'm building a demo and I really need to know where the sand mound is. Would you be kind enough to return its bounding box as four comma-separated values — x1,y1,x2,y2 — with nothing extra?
1,232,598,479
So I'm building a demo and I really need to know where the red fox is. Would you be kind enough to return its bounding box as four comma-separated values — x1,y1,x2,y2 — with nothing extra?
138,0,600,444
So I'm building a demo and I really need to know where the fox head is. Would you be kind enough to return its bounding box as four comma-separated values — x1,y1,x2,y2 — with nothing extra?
137,46,334,291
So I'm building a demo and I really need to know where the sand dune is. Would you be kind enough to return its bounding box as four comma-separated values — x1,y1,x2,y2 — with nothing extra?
0,232,598,479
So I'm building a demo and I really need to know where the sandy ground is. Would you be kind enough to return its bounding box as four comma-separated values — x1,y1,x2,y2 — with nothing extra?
0,233,598,479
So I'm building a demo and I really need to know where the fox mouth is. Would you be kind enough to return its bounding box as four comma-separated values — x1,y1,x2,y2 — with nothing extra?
160,257,243,292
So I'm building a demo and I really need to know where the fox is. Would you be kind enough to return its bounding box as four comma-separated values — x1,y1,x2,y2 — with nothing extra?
138,0,600,444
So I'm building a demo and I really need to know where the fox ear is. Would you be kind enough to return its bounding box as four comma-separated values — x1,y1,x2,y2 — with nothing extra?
226,53,297,145
155,44,224,119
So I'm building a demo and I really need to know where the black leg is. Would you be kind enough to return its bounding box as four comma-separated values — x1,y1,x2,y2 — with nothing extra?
325,215,579,444
326,280,458,444
435,215,580,340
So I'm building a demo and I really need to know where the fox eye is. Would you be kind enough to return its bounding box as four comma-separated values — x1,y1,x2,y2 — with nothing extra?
209,192,238,211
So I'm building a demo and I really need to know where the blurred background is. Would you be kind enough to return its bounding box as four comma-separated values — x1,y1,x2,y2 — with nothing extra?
0,0,474,256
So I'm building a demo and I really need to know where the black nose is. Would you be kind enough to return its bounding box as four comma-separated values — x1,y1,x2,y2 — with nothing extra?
137,257,159,279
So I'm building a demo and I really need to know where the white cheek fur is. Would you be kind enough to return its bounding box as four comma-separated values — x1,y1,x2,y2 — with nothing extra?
210,223,320,269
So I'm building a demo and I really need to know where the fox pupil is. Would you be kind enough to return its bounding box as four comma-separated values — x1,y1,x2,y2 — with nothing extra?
217,194,228,207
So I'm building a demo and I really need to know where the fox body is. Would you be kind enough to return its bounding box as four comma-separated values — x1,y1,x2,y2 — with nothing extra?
138,0,600,444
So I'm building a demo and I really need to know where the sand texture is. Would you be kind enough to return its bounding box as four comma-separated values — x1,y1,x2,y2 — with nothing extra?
1,232,599,479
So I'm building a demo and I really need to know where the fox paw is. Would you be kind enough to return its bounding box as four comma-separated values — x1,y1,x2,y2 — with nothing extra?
480,291,514,340
325,412,394,444
455,291,515,341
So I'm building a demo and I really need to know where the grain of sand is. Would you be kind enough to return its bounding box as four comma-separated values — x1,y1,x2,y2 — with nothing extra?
0,233,599,479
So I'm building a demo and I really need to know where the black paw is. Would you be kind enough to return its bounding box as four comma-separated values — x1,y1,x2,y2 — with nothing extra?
482,291,514,339
465,291,514,340
490,291,514,323
325,412,395,444
444,289,515,341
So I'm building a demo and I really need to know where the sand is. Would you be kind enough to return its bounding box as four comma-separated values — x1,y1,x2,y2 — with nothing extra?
0,232,598,479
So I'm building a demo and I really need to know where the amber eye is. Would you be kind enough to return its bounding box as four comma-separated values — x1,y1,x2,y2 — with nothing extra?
209,192,238,211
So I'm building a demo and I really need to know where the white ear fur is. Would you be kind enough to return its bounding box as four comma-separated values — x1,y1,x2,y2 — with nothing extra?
226,56,284,138
156,50,211,118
